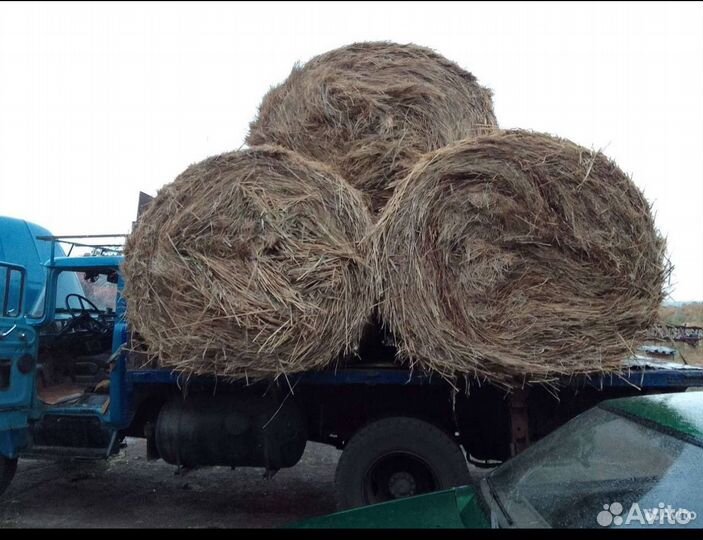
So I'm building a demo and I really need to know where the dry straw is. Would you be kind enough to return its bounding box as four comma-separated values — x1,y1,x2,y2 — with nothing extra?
371,130,668,386
247,41,498,214
122,145,374,380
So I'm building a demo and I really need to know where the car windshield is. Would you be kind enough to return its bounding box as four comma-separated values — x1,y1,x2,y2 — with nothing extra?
484,406,703,528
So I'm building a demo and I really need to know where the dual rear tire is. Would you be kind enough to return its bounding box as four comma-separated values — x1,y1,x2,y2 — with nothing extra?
335,416,472,510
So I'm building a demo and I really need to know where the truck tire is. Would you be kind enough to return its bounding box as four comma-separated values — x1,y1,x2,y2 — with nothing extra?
0,456,17,497
335,416,471,510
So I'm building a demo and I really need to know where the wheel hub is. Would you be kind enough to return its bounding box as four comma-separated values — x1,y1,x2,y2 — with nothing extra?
388,471,416,498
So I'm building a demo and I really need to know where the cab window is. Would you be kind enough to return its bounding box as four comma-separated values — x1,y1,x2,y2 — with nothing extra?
55,270,117,315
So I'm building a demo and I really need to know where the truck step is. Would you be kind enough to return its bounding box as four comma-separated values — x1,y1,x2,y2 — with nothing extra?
21,445,112,460
23,428,119,461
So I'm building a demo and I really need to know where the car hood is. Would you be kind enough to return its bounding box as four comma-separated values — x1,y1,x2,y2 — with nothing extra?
288,484,490,529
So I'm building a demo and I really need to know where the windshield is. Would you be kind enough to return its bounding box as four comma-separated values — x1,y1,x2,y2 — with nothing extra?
28,269,85,318
29,270,117,318
485,407,703,528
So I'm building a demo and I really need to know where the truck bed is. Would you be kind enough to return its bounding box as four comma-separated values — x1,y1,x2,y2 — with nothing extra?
124,356,703,390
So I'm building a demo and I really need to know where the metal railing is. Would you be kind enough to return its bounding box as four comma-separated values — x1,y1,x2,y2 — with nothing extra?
35,234,128,262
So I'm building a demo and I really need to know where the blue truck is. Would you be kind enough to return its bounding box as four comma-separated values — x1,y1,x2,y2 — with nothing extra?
1,216,703,510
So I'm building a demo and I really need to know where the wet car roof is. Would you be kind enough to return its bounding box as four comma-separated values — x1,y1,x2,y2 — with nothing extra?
600,391,703,445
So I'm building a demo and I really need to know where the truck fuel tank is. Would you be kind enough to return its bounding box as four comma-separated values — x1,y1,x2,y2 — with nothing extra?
155,393,307,470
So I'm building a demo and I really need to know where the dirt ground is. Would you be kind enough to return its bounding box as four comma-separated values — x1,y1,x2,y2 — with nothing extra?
0,439,342,528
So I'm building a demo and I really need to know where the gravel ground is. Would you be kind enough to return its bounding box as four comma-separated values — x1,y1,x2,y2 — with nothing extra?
0,438,342,528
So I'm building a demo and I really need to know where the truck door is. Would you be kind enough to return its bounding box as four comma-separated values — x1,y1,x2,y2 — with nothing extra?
0,262,38,456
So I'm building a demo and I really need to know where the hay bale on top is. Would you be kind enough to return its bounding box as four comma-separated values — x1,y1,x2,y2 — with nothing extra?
246,41,498,214
122,145,374,379
372,130,668,386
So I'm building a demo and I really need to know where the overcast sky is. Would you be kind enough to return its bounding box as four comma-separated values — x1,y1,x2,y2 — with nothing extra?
0,1,701,300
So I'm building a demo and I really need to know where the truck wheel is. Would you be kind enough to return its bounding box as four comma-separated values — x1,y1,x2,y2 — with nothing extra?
335,416,471,510
0,456,17,497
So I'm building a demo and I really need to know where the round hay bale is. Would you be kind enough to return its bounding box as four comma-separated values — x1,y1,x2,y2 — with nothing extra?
372,130,668,386
246,41,498,214
122,145,374,380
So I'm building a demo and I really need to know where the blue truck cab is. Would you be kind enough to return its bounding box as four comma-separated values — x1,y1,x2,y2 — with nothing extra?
0,217,85,316
1,222,703,509
0,230,124,461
